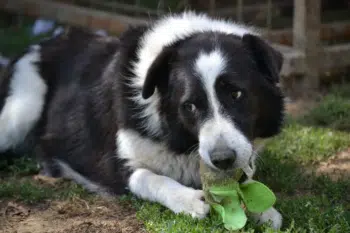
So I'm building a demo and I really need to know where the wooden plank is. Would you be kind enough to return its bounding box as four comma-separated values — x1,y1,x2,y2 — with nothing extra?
280,43,350,76
236,0,243,22
293,0,321,96
215,2,291,16
209,0,216,15
83,0,164,16
261,20,350,46
0,0,149,35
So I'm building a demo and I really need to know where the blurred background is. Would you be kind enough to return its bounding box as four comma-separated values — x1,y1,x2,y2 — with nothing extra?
1,0,350,98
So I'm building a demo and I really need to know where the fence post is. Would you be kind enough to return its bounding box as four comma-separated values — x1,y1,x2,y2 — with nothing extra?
209,0,216,15
237,0,243,22
293,0,321,97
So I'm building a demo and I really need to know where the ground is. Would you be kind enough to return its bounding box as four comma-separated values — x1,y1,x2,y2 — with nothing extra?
1,196,143,233
0,13,350,233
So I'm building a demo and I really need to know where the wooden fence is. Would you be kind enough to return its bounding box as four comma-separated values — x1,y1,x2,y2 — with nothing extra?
2,0,350,97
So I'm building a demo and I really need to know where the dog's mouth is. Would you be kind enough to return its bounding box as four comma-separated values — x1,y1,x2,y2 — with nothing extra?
239,155,256,183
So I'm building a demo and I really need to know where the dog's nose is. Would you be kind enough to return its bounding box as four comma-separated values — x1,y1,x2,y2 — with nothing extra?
211,150,237,170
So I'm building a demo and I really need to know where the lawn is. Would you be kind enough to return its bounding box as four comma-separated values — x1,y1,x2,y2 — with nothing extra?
0,14,349,233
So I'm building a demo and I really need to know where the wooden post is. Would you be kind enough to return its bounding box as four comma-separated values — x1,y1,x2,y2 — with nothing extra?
209,0,216,15
237,0,243,22
266,0,272,39
293,0,321,97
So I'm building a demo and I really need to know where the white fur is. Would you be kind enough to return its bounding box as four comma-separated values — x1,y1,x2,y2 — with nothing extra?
194,49,253,174
117,129,201,187
130,12,258,137
56,159,111,197
250,207,283,230
128,168,209,218
0,45,47,152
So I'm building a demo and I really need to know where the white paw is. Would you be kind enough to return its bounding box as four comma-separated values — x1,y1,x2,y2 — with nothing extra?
166,189,210,219
250,207,283,230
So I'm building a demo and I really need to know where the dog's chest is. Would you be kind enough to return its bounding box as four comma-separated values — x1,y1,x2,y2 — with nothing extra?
117,129,201,187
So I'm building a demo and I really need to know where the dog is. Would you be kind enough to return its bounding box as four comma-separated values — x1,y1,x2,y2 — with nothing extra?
0,12,285,229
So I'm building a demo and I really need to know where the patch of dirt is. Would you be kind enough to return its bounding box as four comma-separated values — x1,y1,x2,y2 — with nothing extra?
0,197,145,233
313,147,350,181
284,98,318,118
32,175,62,186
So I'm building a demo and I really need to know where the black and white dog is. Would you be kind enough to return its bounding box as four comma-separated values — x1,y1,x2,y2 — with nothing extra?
0,12,284,229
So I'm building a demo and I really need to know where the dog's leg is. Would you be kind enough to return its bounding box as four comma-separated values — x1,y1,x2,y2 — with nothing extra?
128,168,210,218
249,207,283,230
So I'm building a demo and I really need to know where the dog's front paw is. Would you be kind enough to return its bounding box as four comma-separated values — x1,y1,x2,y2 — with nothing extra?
166,189,210,219
250,207,282,230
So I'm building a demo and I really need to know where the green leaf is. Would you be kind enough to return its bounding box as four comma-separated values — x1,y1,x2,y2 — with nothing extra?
210,195,247,231
209,183,240,202
209,182,240,195
209,188,247,231
223,199,247,231
240,180,276,213
211,203,225,217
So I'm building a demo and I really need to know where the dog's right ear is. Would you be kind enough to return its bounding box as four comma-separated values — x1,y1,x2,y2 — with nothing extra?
242,34,283,84
142,46,177,99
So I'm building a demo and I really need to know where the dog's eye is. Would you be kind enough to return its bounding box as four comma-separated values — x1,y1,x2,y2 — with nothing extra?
183,102,196,113
232,91,242,100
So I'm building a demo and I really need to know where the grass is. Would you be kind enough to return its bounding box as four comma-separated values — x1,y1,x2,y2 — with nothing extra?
263,122,350,164
0,155,92,204
0,11,56,58
298,83,350,132
0,14,350,233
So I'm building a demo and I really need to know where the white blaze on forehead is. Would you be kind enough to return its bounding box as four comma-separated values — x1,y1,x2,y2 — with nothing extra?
194,49,253,172
194,49,226,117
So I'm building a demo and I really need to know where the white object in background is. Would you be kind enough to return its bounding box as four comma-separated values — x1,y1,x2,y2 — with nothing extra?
52,27,108,37
0,54,10,67
52,27,64,37
94,29,108,37
32,18,56,36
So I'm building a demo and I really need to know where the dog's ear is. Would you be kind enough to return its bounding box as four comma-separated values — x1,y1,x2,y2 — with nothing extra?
142,46,176,99
243,35,285,138
242,34,283,83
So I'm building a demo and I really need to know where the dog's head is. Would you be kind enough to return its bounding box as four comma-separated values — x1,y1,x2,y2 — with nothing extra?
137,22,284,173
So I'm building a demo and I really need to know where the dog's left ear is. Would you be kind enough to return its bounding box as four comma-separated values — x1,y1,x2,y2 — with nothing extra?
243,34,285,138
242,34,283,83
142,46,176,99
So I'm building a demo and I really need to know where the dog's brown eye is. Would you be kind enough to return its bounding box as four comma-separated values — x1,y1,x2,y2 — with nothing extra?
232,91,242,100
183,103,196,113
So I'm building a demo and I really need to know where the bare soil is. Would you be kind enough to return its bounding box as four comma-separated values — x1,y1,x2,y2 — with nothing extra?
285,99,350,181
284,99,318,118
0,195,145,233
314,147,350,181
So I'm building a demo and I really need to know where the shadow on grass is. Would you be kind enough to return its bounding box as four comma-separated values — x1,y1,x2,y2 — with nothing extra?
294,83,350,133
255,149,350,232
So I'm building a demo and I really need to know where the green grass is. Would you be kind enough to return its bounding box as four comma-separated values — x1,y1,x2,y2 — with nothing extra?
0,156,91,204
0,13,54,58
0,177,90,204
263,122,350,164
298,83,350,131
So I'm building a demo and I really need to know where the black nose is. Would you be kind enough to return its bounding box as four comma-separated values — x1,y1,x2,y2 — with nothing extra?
211,150,237,170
